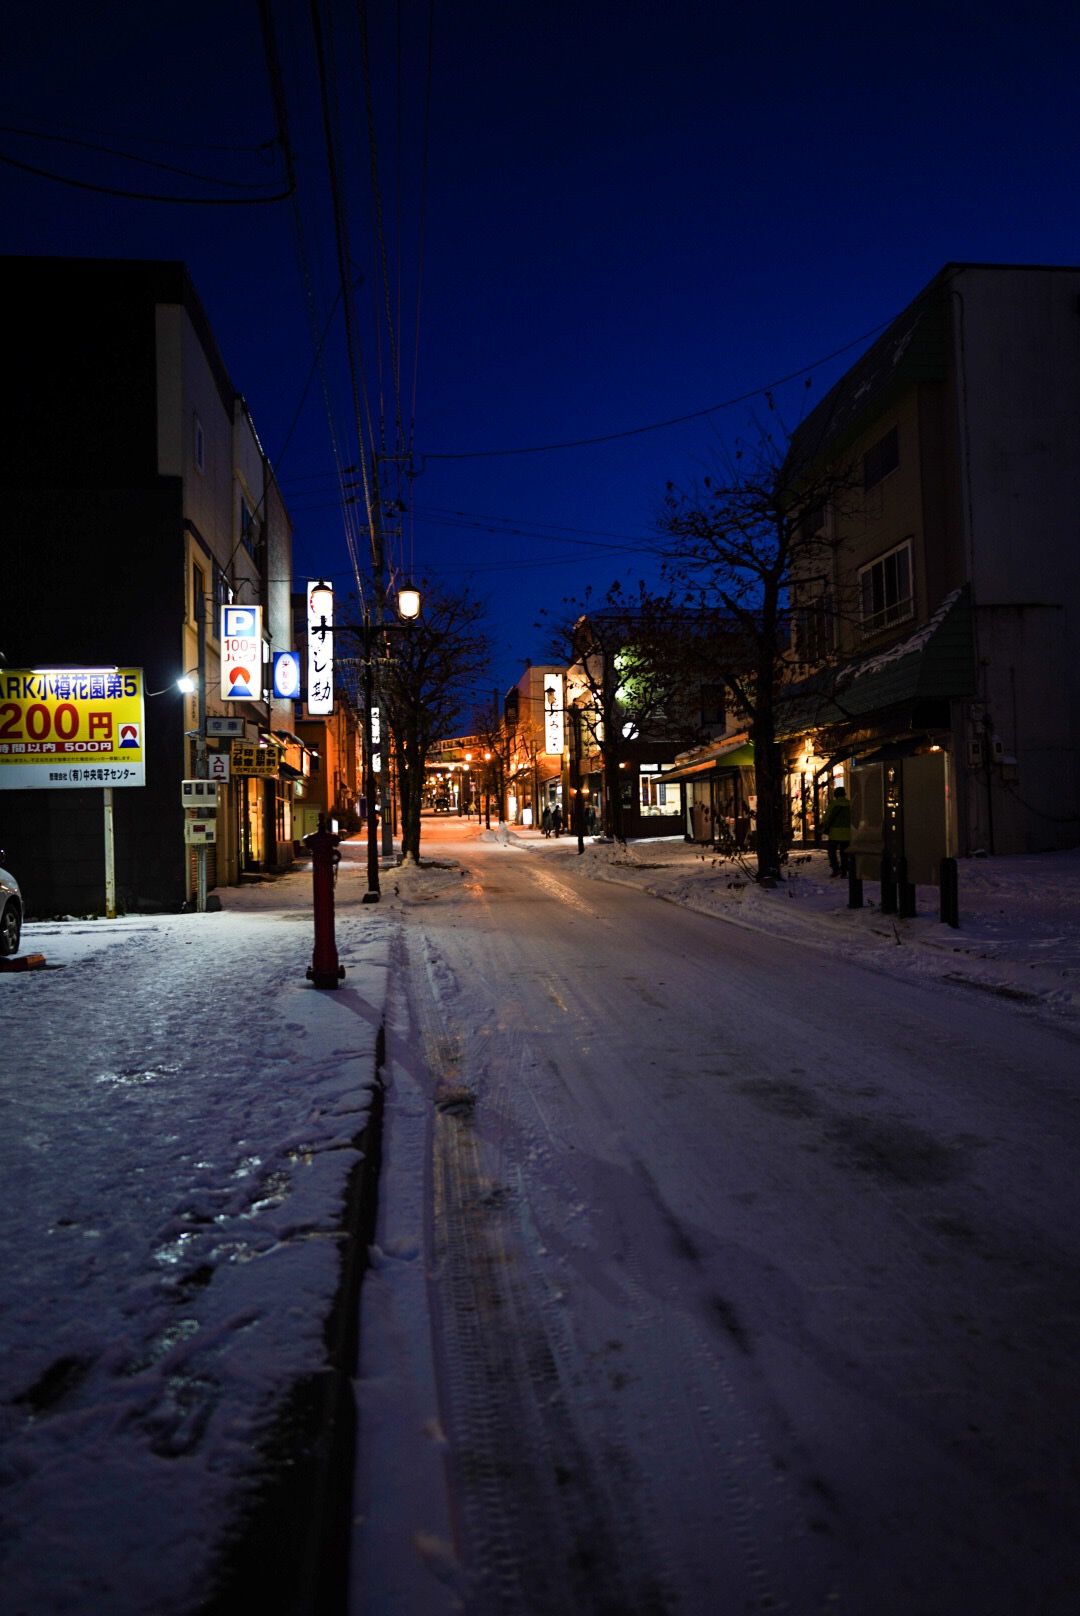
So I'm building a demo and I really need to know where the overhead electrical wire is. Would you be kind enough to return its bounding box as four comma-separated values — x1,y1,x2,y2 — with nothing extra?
307,0,379,592
259,0,366,593
0,147,293,204
0,115,277,155
0,121,285,190
419,317,899,460
358,0,404,458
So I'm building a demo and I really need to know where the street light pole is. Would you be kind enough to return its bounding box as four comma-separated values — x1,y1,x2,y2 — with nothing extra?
362,616,380,902
338,586,421,903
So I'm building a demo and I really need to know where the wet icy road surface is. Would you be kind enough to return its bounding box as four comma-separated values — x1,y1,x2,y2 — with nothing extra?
356,824,1080,1616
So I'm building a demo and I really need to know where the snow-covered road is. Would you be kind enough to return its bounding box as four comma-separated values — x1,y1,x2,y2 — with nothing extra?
358,821,1080,1615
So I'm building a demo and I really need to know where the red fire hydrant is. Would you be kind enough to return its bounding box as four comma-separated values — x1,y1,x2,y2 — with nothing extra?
304,816,345,989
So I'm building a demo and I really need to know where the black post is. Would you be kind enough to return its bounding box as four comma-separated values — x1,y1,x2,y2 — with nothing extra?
896,856,917,919
573,706,585,854
940,856,960,928
847,865,864,909
880,855,897,915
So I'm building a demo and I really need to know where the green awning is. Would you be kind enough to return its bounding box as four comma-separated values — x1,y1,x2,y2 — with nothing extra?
777,586,975,738
665,738,755,781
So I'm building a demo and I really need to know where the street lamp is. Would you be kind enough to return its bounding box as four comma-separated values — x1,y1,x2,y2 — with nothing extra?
146,669,199,697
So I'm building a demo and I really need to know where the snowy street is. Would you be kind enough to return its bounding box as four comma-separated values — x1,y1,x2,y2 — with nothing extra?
3,824,1080,1614
360,821,1080,1616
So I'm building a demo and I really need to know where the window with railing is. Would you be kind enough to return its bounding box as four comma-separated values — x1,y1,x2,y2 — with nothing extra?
859,540,913,634
794,593,836,664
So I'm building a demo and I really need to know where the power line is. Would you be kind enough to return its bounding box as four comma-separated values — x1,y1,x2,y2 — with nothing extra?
0,121,284,190
0,115,276,156
419,318,897,460
0,147,292,204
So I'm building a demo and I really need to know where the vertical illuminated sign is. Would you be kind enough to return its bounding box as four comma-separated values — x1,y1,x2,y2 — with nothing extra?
307,581,334,716
221,606,263,701
543,673,564,753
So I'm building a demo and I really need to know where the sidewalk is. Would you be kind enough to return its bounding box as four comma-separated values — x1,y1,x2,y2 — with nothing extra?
0,855,395,1616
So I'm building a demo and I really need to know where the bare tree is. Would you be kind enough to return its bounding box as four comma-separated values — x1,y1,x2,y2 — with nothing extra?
541,580,720,843
376,581,494,863
470,693,511,829
660,424,858,883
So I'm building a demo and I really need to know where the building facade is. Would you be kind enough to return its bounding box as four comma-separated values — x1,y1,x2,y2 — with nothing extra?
0,256,299,914
779,262,1080,861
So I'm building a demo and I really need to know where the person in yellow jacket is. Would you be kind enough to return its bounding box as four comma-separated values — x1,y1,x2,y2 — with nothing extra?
821,785,852,877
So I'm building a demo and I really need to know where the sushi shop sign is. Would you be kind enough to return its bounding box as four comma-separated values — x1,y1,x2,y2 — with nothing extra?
0,668,146,789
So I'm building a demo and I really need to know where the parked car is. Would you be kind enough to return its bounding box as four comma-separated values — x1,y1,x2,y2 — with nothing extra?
0,853,22,956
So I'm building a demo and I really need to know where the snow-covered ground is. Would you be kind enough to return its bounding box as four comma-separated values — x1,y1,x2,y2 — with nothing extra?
0,851,394,1616
360,825,1080,1615
2,829,1079,1614
499,828,1080,1025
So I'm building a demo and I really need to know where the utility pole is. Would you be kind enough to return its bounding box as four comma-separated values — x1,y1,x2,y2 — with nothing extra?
195,587,208,912
361,617,380,901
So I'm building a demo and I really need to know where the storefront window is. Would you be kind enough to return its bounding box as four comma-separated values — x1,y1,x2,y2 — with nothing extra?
639,769,677,816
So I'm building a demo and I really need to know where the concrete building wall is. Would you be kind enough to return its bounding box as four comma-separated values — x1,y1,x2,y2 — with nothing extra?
0,257,296,911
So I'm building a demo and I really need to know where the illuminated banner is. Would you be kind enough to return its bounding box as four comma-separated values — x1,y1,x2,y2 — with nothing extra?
230,740,283,777
543,673,564,754
273,650,301,700
221,605,263,700
0,668,146,789
306,581,334,716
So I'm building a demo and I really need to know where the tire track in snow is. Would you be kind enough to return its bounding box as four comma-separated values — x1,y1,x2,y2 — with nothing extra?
407,922,672,1615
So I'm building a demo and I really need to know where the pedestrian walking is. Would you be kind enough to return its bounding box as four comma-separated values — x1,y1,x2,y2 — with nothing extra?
541,805,552,838
550,802,563,837
821,785,852,877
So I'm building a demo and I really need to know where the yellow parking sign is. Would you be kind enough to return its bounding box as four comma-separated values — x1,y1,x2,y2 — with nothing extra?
0,668,146,789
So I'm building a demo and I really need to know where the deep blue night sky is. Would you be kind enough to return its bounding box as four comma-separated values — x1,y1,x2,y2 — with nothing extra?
4,1,1079,698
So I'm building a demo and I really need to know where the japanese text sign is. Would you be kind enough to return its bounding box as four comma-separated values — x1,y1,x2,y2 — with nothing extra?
306,581,334,716
0,668,146,789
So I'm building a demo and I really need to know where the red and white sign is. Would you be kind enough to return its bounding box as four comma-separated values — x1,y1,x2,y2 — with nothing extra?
220,606,263,701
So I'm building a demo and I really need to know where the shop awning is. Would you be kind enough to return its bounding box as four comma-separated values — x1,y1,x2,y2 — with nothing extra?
776,585,975,738
664,736,755,781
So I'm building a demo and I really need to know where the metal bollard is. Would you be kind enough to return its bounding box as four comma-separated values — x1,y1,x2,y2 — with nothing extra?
939,857,960,928
304,816,345,989
896,856,917,919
